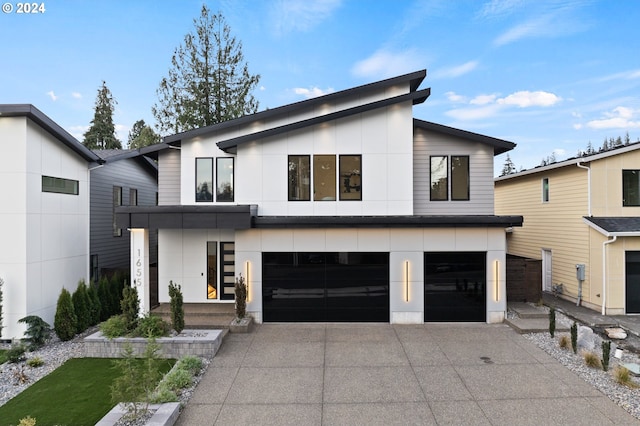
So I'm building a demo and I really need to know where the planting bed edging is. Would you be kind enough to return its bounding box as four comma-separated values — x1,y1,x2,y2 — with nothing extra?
95,402,180,426
83,329,224,358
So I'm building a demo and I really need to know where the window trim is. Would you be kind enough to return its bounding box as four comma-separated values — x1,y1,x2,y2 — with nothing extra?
195,157,214,202
430,155,449,201
288,155,311,201
622,169,640,207
42,175,79,195
451,155,470,201
542,177,550,203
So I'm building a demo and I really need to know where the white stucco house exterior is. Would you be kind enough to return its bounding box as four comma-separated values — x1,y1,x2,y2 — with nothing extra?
118,70,523,324
0,105,100,339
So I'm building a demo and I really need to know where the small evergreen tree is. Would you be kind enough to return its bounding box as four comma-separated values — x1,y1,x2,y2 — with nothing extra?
98,276,112,320
18,315,52,350
54,288,77,341
602,341,611,372
234,274,247,319
571,322,578,354
72,280,91,334
121,286,140,332
88,281,102,326
168,281,184,333
548,307,556,338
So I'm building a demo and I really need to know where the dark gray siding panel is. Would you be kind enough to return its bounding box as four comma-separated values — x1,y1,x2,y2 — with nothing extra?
90,157,158,273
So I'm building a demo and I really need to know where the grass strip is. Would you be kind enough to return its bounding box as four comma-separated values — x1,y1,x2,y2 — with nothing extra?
0,357,174,426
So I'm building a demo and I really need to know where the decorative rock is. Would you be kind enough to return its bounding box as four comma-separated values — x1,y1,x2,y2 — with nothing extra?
605,327,628,340
577,325,597,351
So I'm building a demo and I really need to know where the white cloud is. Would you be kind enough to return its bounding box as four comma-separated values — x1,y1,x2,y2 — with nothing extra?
432,61,479,79
445,91,466,103
259,86,266,91
586,106,640,129
69,125,89,140
72,92,82,99
351,48,424,79
553,148,566,157
477,0,525,19
573,123,583,130
470,94,498,105
293,86,335,99
497,91,561,107
270,0,342,36
47,91,58,101
597,69,640,82
445,104,502,121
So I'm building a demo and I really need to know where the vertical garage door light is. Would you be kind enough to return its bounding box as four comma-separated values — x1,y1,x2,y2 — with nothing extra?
494,260,500,302
245,261,251,303
405,260,410,302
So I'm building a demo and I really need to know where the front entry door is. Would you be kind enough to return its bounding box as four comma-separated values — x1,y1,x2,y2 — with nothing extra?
626,251,640,313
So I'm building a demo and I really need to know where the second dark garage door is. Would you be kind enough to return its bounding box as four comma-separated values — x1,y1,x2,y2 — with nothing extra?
262,252,389,322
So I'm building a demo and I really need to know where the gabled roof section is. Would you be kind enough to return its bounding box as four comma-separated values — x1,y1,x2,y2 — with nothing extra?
496,140,640,182
164,69,428,146
413,119,516,156
0,104,101,163
583,217,640,237
93,148,158,175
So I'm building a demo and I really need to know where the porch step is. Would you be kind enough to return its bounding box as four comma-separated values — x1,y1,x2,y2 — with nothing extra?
508,302,548,319
151,303,236,329
505,317,569,334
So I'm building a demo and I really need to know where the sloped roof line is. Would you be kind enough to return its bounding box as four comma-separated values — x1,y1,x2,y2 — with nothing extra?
164,69,427,144
583,216,640,237
0,104,101,163
217,88,430,152
413,119,516,156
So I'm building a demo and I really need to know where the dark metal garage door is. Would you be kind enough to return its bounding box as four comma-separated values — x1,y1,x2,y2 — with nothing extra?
263,252,389,322
424,252,486,322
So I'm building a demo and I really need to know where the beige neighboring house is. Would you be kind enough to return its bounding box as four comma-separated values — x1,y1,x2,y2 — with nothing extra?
495,142,640,315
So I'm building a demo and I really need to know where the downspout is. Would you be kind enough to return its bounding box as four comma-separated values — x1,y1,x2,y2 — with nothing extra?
576,161,591,217
602,236,617,315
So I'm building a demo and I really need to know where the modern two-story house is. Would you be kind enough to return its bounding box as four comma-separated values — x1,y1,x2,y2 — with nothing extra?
118,70,523,324
495,143,640,315
0,104,100,339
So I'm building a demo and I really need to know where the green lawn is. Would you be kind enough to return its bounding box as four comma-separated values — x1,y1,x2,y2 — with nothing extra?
0,357,175,426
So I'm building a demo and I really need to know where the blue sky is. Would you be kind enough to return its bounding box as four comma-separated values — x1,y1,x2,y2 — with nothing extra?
2,0,639,174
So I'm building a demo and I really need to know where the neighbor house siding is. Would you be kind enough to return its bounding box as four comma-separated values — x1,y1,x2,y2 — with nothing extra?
413,128,494,215
91,157,158,272
495,166,590,303
159,149,180,205
590,149,640,217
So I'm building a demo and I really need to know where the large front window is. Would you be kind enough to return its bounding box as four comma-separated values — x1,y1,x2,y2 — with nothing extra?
196,158,213,202
288,155,310,201
623,170,640,206
314,155,336,201
451,156,469,201
339,155,361,200
430,156,448,201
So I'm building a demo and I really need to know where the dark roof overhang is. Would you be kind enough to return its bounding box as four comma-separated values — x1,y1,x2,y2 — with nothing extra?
413,119,516,156
116,205,257,230
0,104,101,163
253,215,523,229
163,69,427,145
583,217,640,237
217,88,431,153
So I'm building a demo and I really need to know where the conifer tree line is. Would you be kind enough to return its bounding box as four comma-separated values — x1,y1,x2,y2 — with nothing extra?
500,131,639,176
82,5,260,150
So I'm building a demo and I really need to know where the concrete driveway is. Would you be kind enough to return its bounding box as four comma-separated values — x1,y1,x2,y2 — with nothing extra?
176,323,637,425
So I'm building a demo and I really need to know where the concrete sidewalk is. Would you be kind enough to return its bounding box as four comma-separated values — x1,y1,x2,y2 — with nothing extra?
175,323,637,425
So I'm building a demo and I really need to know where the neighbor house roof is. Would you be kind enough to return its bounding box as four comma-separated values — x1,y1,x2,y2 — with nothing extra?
93,148,158,175
583,217,640,237
0,104,101,163
413,119,516,155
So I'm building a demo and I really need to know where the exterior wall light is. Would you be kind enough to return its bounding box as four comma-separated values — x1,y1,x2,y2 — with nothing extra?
405,260,410,302
494,260,500,302
245,260,250,303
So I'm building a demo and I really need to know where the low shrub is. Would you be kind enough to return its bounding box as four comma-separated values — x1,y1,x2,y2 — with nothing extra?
149,386,179,404
176,356,203,375
26,356,45,368
120,286,140,333
162,367,192,391
100,315,128,339
558,335,570,349
134,315,170,338
7,344,27,363
613,365,638,388
583,351,602,369
18,416,36,426
18,315,51,351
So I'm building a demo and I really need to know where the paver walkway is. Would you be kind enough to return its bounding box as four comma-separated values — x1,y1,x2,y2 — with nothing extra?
176,323,638,425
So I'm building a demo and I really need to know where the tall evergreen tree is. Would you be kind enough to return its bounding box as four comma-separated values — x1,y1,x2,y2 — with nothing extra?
500,154,516,176
153,6,260,134
128,119,161,149
83,81,122,149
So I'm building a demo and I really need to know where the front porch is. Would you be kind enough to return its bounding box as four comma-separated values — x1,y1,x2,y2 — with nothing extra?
151,303,236,329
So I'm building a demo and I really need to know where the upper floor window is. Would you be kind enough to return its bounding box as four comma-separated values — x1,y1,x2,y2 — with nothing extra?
623,170,640,206
113,186,122,237
288,155,310,201
451,156,469,201
129,188,138,206
430,155,470,201
542,177,550,203
196,158,214,202
314,155,336,201
216,157,234,202
430,156,448,201
42,176,78,195
339,155,362,201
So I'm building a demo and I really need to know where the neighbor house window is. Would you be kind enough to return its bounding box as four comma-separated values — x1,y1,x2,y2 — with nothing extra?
195,158,213,202
430,156,448,201
542,178,550,202
113,186,122,237
314,155,336,201
129,188,138,206
288,155,310,201
339,155,362,200
451,156,470,201
623,170,640,206
42,176,78,195
216,157,234,202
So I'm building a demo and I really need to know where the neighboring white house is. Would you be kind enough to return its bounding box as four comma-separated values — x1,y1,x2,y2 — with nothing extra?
118,70,523,324
0,104,100,339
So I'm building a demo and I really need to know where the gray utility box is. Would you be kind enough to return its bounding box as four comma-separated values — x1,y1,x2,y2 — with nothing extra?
576,264,586,281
